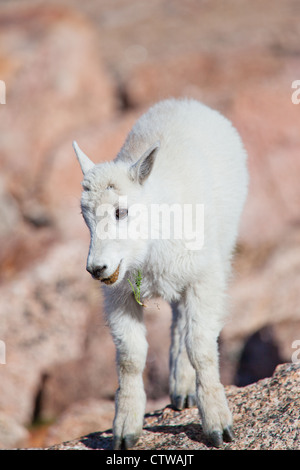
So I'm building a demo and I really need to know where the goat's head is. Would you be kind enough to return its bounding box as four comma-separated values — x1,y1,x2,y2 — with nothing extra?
73,141,160,286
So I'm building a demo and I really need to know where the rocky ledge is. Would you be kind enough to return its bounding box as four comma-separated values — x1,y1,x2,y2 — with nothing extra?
46,363,299,450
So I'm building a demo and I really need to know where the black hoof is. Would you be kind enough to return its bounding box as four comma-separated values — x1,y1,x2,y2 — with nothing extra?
223,425,235,442
113,435,122,450
209,430,223,448
113,434,140,450
171,394,197,410
187,394,196,408
174,395,185,410
209,426,235,448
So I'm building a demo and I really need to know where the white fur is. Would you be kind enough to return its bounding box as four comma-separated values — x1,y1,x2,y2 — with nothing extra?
73,98,248,448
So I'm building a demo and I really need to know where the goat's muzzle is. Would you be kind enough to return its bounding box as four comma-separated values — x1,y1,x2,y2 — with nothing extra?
100,264,120,285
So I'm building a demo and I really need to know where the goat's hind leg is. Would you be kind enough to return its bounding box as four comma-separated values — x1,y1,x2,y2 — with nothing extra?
169,301,196,410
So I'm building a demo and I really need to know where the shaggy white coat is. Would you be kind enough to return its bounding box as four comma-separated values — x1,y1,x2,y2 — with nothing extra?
73,98,249,449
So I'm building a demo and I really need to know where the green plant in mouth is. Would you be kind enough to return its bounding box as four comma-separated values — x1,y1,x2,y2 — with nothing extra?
128,270,146,306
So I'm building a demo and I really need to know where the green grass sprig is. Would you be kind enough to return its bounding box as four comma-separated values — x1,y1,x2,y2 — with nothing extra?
128,270,146,307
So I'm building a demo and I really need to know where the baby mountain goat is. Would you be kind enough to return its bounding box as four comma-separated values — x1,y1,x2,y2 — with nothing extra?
73,98,248,449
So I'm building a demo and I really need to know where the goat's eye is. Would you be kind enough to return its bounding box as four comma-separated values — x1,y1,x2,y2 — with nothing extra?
115,208,128,220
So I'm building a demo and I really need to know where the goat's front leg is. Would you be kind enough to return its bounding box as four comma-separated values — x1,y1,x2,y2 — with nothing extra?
105,293,147,450
184,277,234,447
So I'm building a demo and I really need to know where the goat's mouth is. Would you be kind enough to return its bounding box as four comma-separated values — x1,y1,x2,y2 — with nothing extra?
100,263,120,285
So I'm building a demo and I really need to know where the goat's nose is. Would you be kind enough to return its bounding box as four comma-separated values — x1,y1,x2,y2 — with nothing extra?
87,264,107,279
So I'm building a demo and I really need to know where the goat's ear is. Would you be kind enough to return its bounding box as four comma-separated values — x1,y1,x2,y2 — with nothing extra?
72,141,95,175
130,141,160,184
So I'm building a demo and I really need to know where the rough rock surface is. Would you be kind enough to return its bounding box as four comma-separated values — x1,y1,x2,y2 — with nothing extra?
46,363,299,450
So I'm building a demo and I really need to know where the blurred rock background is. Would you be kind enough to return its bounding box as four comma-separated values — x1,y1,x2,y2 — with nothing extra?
0,0,299,448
